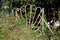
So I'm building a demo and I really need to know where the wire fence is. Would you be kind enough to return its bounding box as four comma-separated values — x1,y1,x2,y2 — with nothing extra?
1,4,60,26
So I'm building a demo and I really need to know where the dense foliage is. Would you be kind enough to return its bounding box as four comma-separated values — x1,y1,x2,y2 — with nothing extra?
0,0,60,40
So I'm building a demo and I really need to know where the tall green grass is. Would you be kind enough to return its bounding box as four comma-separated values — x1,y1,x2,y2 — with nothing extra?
0,11,60,40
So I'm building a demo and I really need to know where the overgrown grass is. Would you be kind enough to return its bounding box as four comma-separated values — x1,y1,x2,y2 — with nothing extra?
0,11,60,40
